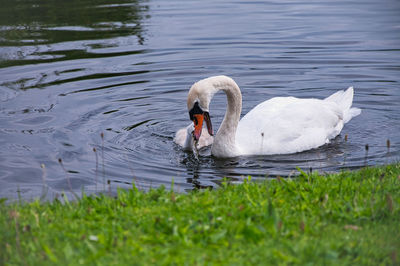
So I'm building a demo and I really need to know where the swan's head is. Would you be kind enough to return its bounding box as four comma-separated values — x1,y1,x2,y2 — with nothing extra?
187,101,213,141
187,78,217,141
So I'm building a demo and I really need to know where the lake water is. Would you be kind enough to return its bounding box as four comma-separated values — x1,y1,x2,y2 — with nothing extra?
1,0,400,200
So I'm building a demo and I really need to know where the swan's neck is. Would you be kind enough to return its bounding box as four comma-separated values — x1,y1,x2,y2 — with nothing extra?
211,78,242,157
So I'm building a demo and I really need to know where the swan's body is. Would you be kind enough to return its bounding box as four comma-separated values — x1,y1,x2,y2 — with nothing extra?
174,124,213,151
184,75,361,158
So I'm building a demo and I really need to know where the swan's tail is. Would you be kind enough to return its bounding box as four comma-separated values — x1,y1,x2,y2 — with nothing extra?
325,86,361,123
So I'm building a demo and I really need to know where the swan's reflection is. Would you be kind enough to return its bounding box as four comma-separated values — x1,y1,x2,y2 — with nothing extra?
183,135,352,190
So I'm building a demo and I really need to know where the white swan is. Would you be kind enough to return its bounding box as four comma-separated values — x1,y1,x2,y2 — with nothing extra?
184,75,361,158
174,123,213,151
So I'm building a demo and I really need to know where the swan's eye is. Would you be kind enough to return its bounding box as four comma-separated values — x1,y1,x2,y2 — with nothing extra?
193,116,198,125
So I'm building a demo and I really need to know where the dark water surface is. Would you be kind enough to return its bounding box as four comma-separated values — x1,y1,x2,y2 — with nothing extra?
1,0,400,200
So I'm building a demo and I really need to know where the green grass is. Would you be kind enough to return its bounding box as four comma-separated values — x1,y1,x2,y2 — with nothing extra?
1,164,399,265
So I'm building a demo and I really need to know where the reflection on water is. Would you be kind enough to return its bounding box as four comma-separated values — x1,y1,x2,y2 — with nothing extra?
0,0,400,201
0,0,148,68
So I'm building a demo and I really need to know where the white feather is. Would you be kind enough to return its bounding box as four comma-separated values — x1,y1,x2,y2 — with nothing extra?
181,76,361,157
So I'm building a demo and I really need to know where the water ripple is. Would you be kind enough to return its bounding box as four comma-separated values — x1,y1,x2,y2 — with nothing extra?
0,0,399,200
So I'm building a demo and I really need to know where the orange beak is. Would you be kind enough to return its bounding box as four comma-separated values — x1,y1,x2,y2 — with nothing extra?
193,114,204,141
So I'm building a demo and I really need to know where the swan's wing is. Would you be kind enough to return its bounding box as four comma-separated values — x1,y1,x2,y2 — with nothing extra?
236,97,344,155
